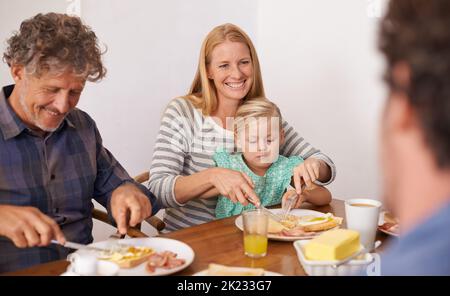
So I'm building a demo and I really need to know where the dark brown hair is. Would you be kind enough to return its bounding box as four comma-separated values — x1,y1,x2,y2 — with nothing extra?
379,0,450,168
3,12,106,81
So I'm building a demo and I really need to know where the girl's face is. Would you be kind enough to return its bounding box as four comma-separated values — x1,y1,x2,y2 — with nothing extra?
237,118,284,171
207,40,254,104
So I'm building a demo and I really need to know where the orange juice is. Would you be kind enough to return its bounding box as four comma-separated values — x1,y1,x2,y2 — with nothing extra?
244,234,268,257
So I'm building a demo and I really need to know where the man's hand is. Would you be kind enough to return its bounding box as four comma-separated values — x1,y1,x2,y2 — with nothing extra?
0,205,65,248
110,183,152,235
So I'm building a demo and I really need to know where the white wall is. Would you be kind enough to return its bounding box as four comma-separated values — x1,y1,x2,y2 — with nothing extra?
0,0,388,237
258,0,387,200
77,0,258,177
0,0,67,82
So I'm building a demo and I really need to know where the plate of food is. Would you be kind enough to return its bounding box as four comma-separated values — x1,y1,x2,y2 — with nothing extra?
192,263,283,276
378,211,399,237
88,237,194,276
235,209,343,241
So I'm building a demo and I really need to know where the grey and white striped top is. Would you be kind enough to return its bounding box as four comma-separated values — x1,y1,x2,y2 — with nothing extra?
148,97,336,232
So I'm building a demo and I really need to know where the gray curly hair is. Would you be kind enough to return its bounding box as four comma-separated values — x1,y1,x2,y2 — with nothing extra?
3,12,106,82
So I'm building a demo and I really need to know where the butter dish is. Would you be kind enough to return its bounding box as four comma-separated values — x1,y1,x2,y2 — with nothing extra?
293,240,374,276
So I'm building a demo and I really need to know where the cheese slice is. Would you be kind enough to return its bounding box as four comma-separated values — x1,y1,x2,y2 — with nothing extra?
304,229,360,261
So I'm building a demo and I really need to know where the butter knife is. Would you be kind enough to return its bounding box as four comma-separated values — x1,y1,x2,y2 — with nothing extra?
257,204,284,223
248,194,284,222
51,240,108,252
331,240,382,268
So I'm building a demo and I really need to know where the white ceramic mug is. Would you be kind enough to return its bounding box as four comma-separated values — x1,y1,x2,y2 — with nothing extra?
345,198,382,250
67,250,98,276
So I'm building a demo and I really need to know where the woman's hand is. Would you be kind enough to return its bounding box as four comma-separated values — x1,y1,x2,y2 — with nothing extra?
209,167,260,206
293,158,328,195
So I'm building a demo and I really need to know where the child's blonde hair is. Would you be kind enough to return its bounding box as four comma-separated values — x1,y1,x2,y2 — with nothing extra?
234,98,283,135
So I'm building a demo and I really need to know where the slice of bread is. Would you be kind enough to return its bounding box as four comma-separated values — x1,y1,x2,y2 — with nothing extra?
207,263,265,276
102,246,155,269
268,218,288,233
302,219,339,232
269,214,343,234
113,253,154,268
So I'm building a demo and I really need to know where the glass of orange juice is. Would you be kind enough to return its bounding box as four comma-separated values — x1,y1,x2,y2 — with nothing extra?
242,209,268,258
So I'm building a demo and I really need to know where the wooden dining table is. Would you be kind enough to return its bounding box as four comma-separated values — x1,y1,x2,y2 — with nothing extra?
4,199,393,276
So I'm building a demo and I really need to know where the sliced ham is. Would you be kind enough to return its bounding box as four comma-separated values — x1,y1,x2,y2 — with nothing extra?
147,253,168,267
281,226,315,237
146,251,186,273
164,258,186,269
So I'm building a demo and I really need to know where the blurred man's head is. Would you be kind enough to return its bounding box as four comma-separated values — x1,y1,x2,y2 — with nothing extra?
3,13,106,132
379,0,450,212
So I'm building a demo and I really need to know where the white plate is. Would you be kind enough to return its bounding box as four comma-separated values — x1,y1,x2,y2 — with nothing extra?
378,211,399,237
192,270,283,276
235,209,332,241
79,238,194,276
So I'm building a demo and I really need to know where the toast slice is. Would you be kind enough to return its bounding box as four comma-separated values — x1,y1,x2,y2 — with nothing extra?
113,252,154,268
268,218,288,233
101,246,155,269
269,213,343,234
302,218,339,232
207,263,265,276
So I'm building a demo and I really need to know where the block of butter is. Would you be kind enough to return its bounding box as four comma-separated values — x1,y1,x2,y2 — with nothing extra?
303,229,360,261
207,263,265,276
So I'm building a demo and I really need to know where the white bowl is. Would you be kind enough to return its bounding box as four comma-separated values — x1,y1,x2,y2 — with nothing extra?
293,240,374,276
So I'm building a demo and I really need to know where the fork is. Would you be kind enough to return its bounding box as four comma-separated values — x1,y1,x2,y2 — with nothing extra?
281,184,306,219
282,191,298,219
109,231,125,240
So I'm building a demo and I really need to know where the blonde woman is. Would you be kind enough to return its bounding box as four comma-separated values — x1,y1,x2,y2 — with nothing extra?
149,23,336,231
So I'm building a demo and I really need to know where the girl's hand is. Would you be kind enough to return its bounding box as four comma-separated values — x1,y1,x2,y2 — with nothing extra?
281,189,305,210
292,158,326,195
209,168,260,206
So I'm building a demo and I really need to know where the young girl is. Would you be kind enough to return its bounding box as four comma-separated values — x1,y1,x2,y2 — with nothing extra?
213,98,331,219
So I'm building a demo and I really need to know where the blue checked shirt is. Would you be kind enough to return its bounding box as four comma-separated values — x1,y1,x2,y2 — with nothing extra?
0,85,159,273
380,200,450,275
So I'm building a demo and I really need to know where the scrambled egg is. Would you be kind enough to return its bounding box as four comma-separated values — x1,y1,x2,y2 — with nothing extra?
100,245,154,262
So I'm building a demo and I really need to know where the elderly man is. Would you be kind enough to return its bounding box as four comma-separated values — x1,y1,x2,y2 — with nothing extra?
0,13,159,272
378,0,450,275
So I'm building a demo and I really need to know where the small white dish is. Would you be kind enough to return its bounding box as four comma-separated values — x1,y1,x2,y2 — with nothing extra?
61,261,119,276
293,240,374,276
96,260,120,276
